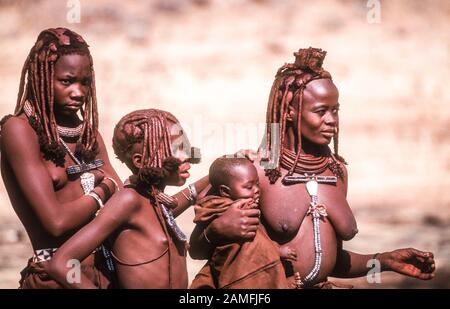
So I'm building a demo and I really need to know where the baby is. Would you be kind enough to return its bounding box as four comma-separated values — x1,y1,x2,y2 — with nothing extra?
190,157,295,289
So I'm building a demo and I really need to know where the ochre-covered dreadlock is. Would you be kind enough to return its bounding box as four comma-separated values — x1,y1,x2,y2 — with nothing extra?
6,28,99,166
260,47,347,184
112,109,182,189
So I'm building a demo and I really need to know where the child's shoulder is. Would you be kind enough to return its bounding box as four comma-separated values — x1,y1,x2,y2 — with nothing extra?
110,187,146,211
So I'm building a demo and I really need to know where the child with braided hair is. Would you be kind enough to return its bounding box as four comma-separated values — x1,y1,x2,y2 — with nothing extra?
0,28,122,288
47,109,199,288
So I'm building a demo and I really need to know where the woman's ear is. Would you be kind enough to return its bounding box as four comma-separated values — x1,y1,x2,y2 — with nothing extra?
219,185,231,198
131,153,143,170
286,108,295,122
286,102,297,122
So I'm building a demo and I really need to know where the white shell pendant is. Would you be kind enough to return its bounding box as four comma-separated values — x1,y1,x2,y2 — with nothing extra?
306,179,318,197
80,172,95,194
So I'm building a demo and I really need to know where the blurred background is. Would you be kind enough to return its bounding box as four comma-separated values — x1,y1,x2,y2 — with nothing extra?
0,0,448,288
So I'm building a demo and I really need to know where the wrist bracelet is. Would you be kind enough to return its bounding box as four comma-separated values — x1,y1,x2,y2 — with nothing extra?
181,189,194,205
188,183,198,201
98,182,112,199
155,192,178,208
87,191,104,216
203,228,213,245
104,177,120,193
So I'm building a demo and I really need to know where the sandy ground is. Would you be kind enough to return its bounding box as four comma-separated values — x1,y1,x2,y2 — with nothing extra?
0,0,449,288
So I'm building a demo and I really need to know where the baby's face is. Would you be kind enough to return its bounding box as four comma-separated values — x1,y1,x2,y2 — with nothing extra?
226,164,260,203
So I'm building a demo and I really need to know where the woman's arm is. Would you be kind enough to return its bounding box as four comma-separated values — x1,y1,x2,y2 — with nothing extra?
331,241,375,278
95,132,123,190
47,189,140,288
1,118,112,237
331,241,435,280
189,200,260,259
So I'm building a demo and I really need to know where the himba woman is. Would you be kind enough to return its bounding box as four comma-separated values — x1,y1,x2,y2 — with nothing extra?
47,109,204,288
189,47,436,288
0,28,122,288
0,28,211,289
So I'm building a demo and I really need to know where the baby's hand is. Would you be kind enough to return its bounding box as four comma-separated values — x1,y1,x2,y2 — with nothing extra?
279,244,297,262
240,198,259,210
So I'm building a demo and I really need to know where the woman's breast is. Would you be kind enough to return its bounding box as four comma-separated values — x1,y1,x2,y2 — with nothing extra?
260,184,309,241
42,158,68,191
257,170,345,285
42,156,88,202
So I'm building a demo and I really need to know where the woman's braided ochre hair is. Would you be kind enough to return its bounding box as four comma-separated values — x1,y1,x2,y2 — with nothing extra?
8,27,99,166
260,47,346,183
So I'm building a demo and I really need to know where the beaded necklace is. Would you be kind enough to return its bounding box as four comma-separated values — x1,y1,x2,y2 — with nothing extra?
23,101,83,138
280,148,344,182
23,100,103,194
280,148,330,176
57,123,83,138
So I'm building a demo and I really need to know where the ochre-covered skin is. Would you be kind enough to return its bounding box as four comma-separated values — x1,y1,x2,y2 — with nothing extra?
189,48,436,288
1,28,122,289
47,110,195,288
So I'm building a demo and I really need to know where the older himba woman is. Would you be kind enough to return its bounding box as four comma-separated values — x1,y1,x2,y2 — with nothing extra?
190,48,436,288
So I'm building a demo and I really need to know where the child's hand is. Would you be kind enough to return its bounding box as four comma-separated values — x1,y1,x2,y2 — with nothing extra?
279,244,297,262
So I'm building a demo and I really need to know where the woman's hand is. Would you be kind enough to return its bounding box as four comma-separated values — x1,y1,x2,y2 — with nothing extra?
206,198,260,245
234,149,258,162
379,248,436,280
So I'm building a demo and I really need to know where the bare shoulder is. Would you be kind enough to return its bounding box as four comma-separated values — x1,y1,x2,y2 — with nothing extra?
338,161,349,196
1,116,35,138
94,130,113,162
108,187,144,213
340,162,348,182
93,130,107,155
95,130,106,144
0,116,38,154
